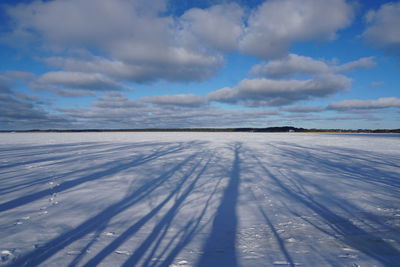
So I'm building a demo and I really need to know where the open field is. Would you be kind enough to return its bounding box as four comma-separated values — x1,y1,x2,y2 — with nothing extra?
1,132,399,266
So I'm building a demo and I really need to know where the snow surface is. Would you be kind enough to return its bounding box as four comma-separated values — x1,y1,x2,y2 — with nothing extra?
0,132,399,267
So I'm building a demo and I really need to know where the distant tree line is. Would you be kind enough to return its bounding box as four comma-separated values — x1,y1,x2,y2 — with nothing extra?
1,127,399,133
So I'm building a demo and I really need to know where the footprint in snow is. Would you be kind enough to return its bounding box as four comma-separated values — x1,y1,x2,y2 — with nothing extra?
103,231,116,237
67,251,82,255
0,250,15,265
273,261,301,266
15,215,31,225
114,250,131,256
39,210,49,215
170,260,189,266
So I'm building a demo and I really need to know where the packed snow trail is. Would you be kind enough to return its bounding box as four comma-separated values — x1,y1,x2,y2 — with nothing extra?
0,132,399,266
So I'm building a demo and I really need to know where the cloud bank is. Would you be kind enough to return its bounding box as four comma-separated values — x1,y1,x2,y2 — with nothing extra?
4,0,355,87
250,54,375,78
329,97,400,111
208,74,351,107
363,2,400,56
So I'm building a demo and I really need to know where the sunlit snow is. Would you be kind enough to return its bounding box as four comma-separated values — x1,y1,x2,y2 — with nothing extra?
0,132,399,266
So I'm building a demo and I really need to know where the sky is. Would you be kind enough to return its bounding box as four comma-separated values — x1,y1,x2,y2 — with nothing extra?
0,0,399,130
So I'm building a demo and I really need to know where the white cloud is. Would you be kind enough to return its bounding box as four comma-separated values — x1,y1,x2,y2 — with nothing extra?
3,0,357,86
94,92,144,109
108,44,223,82
329,97,400,110
56,89,96,97
250,54,375,78
2,71,35,81
43,55,221,83
33,71,125,92
6,0,167,47
0,75,68,129
5,0,223,83
50,91,281,129
333,57,376,73
363,2,400,56
141,94,207,108
180,3,244,51
239,0,354,58
370,81,384,87
208,74,351,107
281,106,325,113
250,54,330,77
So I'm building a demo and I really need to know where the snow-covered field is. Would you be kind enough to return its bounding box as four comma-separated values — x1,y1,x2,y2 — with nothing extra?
1,132,399,267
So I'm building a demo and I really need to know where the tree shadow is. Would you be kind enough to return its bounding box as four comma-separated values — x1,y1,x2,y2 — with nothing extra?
0,142,194,212
248,188,296,267
253,143,400,266
272,142,400,191
196,143,242,267
8,142,204,266
3,138,399,266
151,167,224,267
120,153,214,267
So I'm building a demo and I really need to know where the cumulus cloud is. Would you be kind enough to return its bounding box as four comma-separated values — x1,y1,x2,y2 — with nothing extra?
180,3,244,51
32,71,126,93
250,54,375,78
3,0,356,86
0,74,67,129
43,55,221,83
208,74,351,107
250,54,330,77
5,0,223,83
56,89,96,97
333,57,376,73
94,92,144,109
243,54,374,109
328,97,400,111
239,0,354,58
56,93,279,129
5,0,167,47
2,71,35,81
281,106,325,113
363,2,400,56
141,94,207,108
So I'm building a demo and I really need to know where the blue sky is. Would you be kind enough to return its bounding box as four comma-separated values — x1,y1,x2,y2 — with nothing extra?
0,0,399,130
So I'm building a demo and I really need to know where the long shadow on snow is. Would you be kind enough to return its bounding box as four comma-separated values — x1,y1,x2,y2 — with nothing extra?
10,147,203,267
196,143,241,267
81,151,211,266
247,188,296,267
0,142,169,195
0,142,194,213
151,165,225,267
120,154,214,267
273,142,400,191
253,150,400,266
